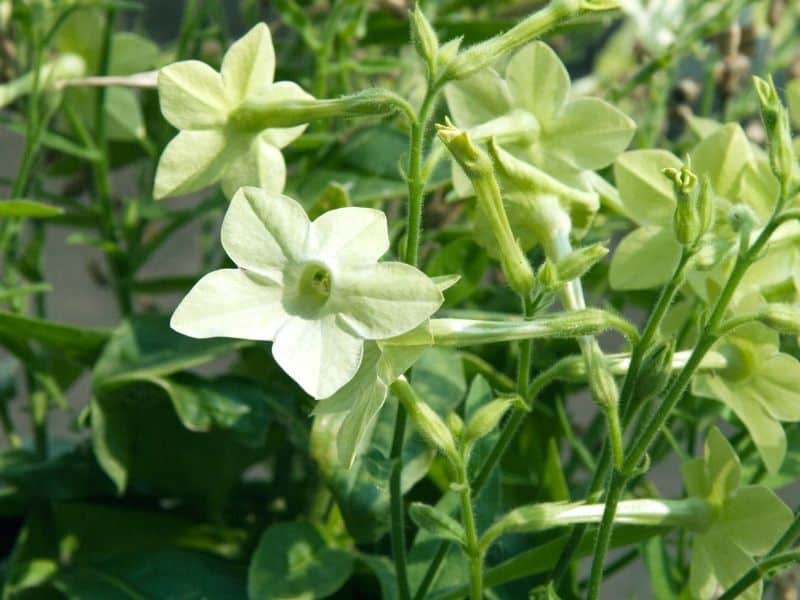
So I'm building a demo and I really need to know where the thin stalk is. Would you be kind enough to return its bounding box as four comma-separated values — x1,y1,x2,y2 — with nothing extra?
457,464,482,600
395,80,442,600
389,405,411,600
92,8,132,316
718,551,800,600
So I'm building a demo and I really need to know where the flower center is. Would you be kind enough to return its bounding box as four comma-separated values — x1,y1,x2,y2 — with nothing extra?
284,261,334,318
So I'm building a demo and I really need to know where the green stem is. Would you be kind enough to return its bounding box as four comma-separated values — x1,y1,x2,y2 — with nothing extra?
458,464,483,600
404,86,440,266
389,404,411,600
93,7,132,316
718,551,800,600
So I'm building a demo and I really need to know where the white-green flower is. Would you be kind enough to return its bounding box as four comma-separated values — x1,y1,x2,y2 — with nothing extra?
682,428,792,600
170,187,443,399
154,23,312,200
445,41,635,193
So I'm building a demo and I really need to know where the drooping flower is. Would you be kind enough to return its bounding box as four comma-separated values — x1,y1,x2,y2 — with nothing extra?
682,428,792,599
170,187,443,399
154,23,312,200
445,41,636,193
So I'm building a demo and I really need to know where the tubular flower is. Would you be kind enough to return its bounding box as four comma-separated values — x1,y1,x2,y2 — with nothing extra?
154,23,312,200
170,187,443,399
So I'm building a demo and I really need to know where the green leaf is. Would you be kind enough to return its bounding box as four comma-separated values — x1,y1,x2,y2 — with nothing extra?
247,522,353,600
409,503,466,546
411,347,467,414
92,315,246,390
427,239,488,305
0,199,64,218
105,87,146,141
614,149,681,226
0,310,108,366
609,225,681,290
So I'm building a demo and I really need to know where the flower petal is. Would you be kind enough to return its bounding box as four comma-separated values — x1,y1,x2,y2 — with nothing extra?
259,81,314,148
153,129,239,199
690,123,751,199
221,187,309,280
306,207,389,265
158,60,228,129
688,536,720,600
748,353,800,421
334,263,443,340
703,530,761,600
506,42,569,123
717,485,793,555
170,269,287,340
444,68,512,130
221,22,275,103
221,135,286,198
546,97,636,171
613,150,681,226
272,314,364,399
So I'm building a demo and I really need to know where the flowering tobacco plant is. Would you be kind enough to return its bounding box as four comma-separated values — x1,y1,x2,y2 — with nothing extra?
2,1,800,599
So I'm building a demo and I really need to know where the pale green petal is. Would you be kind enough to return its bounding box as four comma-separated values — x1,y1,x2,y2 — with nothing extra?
703,530,761,600
689,536,721,600
506,41,569,123
613,149,681,226
738,158,779,220
696,374,786,472
272,314,364,399
718,485,792,555
221,187,309,280
259,81,314,148
221,22,275,103
609,226,681,290
170,268,287,340
153,129,237,199
444,68,512,129
334,263,443,340
158,60,228,129
690,123,751,199
546,98,636,170
788,79,800,128
306,207,389,265
681,458,709,499
749,353,800,421
221,135,286,198
704,426,740,505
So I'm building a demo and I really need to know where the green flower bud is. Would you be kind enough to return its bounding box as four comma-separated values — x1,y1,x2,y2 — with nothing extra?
437,120,536,297
589,357,619,410
410,6,439,77
446,411,465,439
444,0,583,81
663,159,700,246
464,397,514,444
393,378,459,465
555,242,609,282
436,37,463,74
728,204,759,251
634,340,674,401
756,303,800,336
537,260,560,292
754,75,797,192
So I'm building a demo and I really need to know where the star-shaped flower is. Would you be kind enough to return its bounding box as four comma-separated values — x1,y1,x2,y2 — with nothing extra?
170,187,443,399
682,427,792,600
444,41,635,193
692,312,800,473
154,23,312,200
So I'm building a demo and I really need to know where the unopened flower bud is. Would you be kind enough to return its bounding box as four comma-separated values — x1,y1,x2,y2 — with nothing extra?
411,6,439,77
394,378,459,464
464,397,514,444
556,242,609,282
589,358,619,411
728,204,759,251
664,159,700,246
754,75,797,192
537,260,560,291
437,120,535,297
634,341,674,401
446,411,464,439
